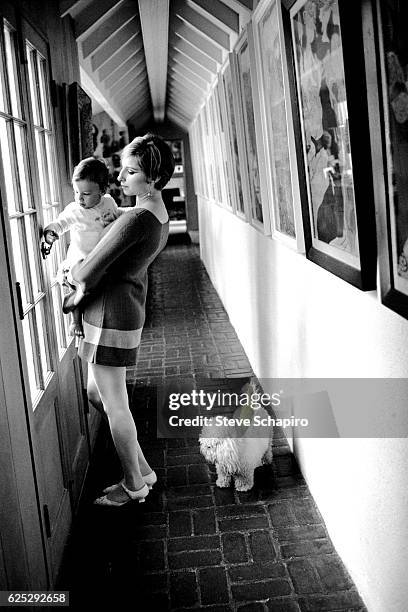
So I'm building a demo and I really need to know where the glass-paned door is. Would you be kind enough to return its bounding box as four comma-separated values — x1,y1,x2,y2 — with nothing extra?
0,15,89,585
0,21,53,402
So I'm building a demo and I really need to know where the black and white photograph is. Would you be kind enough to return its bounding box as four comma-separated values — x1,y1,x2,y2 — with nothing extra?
0,1,408,611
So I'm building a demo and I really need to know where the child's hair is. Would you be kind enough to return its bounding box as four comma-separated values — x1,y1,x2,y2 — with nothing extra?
121,133,175,190
72,157,109,192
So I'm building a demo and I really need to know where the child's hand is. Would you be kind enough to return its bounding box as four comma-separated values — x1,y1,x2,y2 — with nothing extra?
44,229,59,245
101,210,116,226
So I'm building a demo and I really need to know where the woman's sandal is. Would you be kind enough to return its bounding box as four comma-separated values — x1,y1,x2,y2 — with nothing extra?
93,482,149,507
102,471,157,494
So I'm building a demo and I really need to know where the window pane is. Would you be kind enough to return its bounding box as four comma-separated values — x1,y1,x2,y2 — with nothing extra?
26,45,40,125
46,239,59,279
4,26,21,118
22,312,38,399
24,213,43,297
35,129,50,203
0,117,17,213
14,124,32,210
0,50,6,113
35,301,52,379
45,133,58,202
9,218,28,307
52,282,68,351
37,55,50,129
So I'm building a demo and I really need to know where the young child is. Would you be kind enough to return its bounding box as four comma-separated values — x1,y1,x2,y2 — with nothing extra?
43,157,121,337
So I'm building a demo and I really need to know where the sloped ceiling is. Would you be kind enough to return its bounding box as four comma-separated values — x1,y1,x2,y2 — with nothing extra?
59,0,253,130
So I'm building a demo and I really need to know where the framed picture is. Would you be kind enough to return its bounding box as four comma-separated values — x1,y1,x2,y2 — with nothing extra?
235,24,271,233
365,0,408,317
217,72,238,212
253,0,302,247
219,58,247,219
68,82,93,168
207,89,224,206
213,83,234,210
197,109,209,200
289,0,377,288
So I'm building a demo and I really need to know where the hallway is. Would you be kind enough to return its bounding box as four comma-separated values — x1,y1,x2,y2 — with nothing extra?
58,236,366,611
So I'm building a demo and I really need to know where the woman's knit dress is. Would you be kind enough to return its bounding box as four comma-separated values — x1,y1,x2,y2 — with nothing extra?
71,207,169,366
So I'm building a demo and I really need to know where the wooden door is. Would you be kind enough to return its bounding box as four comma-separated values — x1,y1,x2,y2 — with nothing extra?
0,12,91,586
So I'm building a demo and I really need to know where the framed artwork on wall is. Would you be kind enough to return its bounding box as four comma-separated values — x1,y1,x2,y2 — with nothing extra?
197,110,209,200
217,74,238,213
253,0,303,249
213,83,234,210
289,0,377,288
219,59,247,219
365,0,408,317
235,24,271,233
68,82,93,168
207,89,224,206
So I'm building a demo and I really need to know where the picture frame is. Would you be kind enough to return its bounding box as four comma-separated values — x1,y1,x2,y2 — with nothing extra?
219,58,247,219
207,88,224,206
253,0,303,249
289,0,377,288
212,82,234,210
217,71,238,213
67,81,93,168
235,23,271,233
365,0,408,317
197,108,209,200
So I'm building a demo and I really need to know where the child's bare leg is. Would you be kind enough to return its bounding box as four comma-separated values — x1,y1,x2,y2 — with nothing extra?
69,307,84,337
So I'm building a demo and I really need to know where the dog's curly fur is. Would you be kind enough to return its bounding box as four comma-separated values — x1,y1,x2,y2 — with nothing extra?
199,381,274,491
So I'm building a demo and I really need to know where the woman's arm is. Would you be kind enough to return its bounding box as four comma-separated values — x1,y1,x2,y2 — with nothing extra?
70,210,143,295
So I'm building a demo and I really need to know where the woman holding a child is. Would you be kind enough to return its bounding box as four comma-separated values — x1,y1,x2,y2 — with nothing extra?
65,134,174,506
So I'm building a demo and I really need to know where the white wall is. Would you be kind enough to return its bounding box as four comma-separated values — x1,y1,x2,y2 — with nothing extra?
198,196,408,612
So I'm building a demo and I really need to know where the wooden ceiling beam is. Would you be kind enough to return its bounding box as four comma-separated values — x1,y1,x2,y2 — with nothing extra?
167,95,196,116
189,0,239,33
173,0,230,50
109,63,146,93
168,80,202,103
171,70,205,96
98,39,143,80
169,61,208,91
171,34,218,74
138,0,170,122
167,103,193,123
166,108,190,129
113,72,147,97
90,19,140,70
113,79,148,101
60,0,83,18
172,16,223,64
171,51,214,83
103,51,144,88
75,0,125,40
81,1,138,58
121,97,149,117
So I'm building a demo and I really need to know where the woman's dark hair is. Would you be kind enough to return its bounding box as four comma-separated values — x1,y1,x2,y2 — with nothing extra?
72,157,109,191
121,133,175,190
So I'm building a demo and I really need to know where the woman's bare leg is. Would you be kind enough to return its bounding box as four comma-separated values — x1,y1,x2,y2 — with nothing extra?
87,365,153,475
89,363,147,502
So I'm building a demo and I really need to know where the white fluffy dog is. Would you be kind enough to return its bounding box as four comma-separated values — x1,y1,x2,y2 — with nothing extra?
199,382,274,491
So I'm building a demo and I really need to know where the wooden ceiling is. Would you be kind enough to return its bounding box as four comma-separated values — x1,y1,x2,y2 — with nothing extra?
59,0,253,130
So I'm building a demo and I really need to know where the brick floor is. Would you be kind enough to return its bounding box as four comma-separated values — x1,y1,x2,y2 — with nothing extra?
58,235,367,611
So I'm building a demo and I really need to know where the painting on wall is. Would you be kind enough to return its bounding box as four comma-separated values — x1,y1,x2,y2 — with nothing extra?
221,60,246,217
68,82,93,168
373,0,408,317
289,0,376,287
236,26,265,229
253,0,302,246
